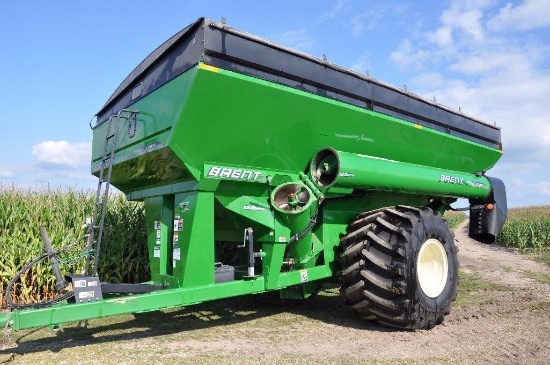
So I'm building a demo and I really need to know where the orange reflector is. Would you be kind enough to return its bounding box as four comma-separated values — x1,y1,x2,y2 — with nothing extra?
486,203,494,210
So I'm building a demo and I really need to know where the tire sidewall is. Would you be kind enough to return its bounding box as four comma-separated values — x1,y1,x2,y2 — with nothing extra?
409,212,458,325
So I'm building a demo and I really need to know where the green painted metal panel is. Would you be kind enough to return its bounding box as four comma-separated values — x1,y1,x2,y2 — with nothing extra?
92,63,501,197
276,265,333,288
4,279,265,331
145,196,174,278
172,191,215,287
91,68,199,192
261,242,286,290
92,63,502,202
166,65,502,187
312,149,491,199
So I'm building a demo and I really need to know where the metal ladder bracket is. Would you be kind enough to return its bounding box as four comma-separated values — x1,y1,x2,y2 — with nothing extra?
85,109,139,276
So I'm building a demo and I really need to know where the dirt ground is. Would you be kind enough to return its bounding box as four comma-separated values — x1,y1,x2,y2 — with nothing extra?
1,221,550,364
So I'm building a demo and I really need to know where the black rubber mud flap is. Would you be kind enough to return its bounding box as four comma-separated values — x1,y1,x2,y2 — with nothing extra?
469,176,508,243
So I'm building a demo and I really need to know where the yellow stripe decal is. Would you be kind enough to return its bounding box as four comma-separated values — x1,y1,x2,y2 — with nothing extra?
414,124,423,129
198,62,220,73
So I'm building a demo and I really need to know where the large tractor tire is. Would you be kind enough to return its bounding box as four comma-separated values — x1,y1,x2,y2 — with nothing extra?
339,206,458,329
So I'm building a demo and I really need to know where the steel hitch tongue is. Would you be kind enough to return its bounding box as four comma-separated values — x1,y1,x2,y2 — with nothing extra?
40,226,69,292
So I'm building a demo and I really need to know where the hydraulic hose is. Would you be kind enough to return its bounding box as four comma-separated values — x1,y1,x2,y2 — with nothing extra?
5,248,75,310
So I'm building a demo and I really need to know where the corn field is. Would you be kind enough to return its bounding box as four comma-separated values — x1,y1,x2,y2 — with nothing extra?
443,210,468,230
497,206,550,252
2,183,548,308
0,185,149,308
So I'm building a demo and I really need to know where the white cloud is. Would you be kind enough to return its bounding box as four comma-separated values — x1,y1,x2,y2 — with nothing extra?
0,167,14,178
424,1,490,49
426,26,453,48
0,160,96,191
389,0,550,207
349,52,372,74
392,1,496,69
348,14,367,36
317,0,347,22
390,39,429,70
492,161,542,178
345,4,410,37
395,1,550,152
411,72,445,87
512,179,550,196
414,64,550,151
449,50,529,75
32,141,92,169
348,12,382,36
441,5,485,41
271,29,315,52
488,0,550,31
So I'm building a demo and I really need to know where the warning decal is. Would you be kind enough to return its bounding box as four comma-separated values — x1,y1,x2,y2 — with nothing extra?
300,269,308,283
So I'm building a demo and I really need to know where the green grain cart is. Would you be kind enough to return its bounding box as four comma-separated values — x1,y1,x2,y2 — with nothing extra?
1,17,507,332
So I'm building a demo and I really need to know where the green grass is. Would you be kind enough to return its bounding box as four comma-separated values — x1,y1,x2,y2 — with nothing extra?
533,249,550,269
499,265,513,273
454,270,514,308
528,301,550,311
520,270,550,285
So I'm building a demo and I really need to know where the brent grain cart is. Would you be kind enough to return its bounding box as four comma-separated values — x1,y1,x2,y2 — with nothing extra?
1,17,507,332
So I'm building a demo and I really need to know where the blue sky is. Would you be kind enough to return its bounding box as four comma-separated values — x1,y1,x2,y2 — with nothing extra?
0,0,549,208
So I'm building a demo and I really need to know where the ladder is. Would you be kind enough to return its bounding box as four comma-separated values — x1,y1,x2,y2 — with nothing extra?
85,109,139,276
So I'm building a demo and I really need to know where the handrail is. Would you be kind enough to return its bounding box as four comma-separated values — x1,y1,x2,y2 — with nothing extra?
90,108,139,130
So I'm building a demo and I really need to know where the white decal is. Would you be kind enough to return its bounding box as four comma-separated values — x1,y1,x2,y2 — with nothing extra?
440,174,464,185
466,180,487,189
207,166,263,181
173,218,183,231
300,270,309,283
243,205,267,211
79,291,95,299
74,280,87,288
440,174,487,189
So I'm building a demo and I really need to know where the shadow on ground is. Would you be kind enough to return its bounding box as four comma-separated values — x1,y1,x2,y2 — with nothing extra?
0,283,397,358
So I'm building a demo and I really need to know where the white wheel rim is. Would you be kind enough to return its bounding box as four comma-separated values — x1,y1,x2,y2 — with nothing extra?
417,238,448,298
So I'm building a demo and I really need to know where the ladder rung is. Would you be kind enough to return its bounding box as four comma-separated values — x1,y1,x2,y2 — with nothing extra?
106,133,115,139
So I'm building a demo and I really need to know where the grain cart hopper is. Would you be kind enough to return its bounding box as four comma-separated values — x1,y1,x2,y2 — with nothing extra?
1,17,507,332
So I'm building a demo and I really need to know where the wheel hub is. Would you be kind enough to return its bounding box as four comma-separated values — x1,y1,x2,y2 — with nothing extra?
417,238,448,298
